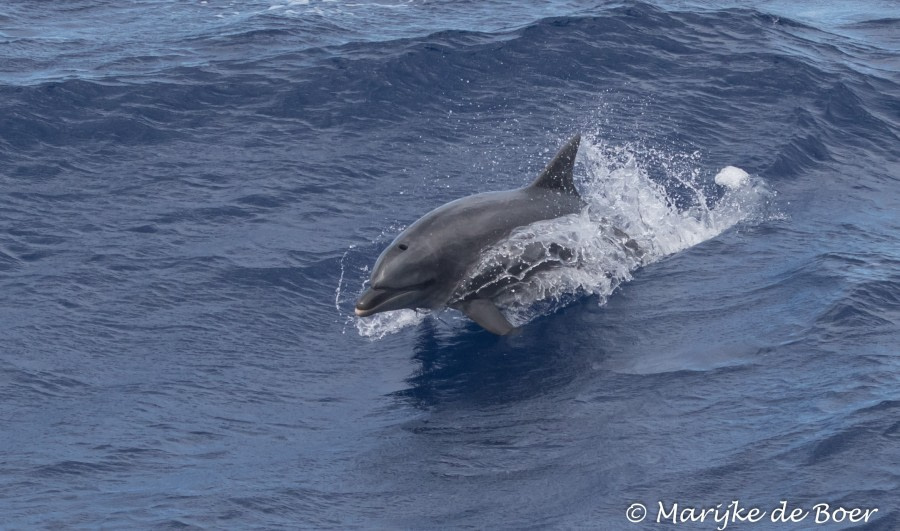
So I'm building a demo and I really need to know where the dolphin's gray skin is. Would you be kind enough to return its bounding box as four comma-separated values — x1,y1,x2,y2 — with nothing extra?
355,134,585,335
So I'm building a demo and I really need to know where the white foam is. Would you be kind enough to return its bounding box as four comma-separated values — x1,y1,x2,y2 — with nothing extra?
355,309,428,339
715,165,750,189
352,138,773,337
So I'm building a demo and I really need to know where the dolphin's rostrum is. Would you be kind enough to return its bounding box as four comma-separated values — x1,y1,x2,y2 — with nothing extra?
356,134,585,335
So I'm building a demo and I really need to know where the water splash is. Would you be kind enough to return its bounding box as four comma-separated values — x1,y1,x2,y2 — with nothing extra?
578,139,773,259
355,308,429,339
353,137,775,337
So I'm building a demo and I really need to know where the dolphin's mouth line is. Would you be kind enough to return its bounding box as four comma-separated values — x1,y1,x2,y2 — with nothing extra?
372,278,436,292
355,279,436,317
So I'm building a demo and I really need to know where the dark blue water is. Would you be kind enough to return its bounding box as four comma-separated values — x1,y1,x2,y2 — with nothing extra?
2,1,898,528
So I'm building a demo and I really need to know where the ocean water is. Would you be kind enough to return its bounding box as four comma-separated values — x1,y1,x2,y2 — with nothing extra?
1,1,898,528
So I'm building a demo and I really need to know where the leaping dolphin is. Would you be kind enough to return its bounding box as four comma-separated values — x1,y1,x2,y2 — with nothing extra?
355,134,586,335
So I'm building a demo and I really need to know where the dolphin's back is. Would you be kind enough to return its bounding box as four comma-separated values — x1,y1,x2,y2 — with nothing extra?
412,187,579,242
403,186,583,287
410,132,584,254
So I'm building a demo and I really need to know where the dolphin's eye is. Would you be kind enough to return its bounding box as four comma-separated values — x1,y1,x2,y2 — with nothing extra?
398,244,408,251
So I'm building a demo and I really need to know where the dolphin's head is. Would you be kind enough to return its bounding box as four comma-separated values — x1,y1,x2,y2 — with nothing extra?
355,235,445,317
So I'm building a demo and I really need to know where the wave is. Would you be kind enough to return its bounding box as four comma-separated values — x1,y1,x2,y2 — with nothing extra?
3,4,896,179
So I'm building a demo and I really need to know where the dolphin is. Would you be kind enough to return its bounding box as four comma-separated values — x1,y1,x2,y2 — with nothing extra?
355,134,586,335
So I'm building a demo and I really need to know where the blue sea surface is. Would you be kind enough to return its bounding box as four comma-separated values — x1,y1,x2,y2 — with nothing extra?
1,1,898,528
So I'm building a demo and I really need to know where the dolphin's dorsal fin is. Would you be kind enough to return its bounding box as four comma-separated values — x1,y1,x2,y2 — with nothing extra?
529,134,581,195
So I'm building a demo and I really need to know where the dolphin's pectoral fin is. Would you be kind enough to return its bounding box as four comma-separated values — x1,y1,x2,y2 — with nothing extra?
459,299,517,336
